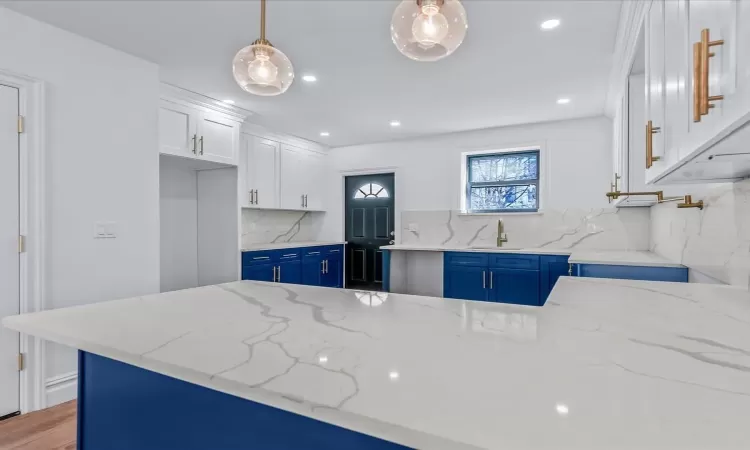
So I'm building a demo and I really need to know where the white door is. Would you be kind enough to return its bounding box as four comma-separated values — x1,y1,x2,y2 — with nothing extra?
199,113,237,165
246,137,279,208
645,0,666,167
159,101,199,158
663,0,691,167
0,84,20,417
279,145,306,210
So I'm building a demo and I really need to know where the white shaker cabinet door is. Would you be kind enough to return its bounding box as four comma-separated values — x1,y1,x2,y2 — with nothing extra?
246,137,279,208
279,144,307,210
663,0,691,168
303,151,325,211
645,0,666,170
159,101,199,158
683,0,737,159
199,113,238,165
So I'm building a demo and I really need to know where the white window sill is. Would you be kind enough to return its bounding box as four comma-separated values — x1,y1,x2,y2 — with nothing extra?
458,210,545,216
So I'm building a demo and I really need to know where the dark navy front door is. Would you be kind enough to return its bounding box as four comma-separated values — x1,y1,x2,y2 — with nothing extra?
344,174,395,290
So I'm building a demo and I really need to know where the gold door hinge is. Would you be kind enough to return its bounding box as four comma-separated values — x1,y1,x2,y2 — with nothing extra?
18,353,25,371
18,115,25,134
19,235,26,253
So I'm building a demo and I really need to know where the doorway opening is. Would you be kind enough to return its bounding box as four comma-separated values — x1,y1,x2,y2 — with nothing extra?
0,83,20,419
344,173,395,291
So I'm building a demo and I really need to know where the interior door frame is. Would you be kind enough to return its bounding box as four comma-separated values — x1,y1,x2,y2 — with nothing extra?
0,69,47,414
339,167,401,288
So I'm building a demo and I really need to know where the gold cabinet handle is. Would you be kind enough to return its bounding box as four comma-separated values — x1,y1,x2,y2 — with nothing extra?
693,42,703,122
699,28,724,117
646,120,661,168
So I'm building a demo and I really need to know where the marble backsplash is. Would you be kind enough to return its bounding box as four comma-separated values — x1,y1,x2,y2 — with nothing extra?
401,207,650,251
651,179,750,288
241,209,323,248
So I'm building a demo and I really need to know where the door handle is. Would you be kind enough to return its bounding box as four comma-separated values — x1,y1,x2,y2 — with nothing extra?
325,259,329,274
250,190,255,205
568,263,573,276
272,265,277,282
321,260,325,274
489,271,493,289
255,190,258,205
305,195,308,208
199,135,204,155
482,271,486,289
192,134,197,154
301,194,305,208
278,265,281,282
389,240,395,244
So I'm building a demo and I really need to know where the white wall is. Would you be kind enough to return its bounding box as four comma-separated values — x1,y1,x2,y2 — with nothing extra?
321,116,613,241
0,7,160,404
160,161,198,292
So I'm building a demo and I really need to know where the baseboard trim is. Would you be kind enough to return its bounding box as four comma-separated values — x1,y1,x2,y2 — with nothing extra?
45,371,77,407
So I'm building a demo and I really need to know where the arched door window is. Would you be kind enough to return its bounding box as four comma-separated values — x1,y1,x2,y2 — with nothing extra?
353,183,390,199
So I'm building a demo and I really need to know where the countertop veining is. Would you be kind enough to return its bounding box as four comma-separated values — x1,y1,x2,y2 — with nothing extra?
4,278,748,449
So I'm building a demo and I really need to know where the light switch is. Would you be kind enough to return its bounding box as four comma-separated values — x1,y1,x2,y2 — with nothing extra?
94,222,117,239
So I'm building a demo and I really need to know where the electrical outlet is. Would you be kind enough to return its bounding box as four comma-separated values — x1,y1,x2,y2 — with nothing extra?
94,222,117,239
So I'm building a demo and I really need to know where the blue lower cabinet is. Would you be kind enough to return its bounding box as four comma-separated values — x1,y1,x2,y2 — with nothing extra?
540,255,570,304
575,263,688,282
78,351,409,450
242,262,275,282
322,255,343,288
444,265,490,302
302,256,324,286
242,245,345,288
490,268,540,306
277,259,302,284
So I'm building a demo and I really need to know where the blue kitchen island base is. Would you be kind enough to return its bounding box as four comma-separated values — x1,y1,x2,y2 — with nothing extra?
77,351,410,450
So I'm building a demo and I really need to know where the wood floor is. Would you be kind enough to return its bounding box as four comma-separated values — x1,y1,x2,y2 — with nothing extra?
0,401,76,450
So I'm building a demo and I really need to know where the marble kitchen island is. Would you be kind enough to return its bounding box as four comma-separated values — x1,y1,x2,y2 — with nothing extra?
3,279,750,449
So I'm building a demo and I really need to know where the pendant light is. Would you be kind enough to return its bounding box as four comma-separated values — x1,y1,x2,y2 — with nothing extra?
391,0,468,62
232,0,294,96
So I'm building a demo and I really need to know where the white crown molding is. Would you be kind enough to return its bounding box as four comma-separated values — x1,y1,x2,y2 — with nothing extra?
604,0,651,118
241,122,330,154
160,83,251,122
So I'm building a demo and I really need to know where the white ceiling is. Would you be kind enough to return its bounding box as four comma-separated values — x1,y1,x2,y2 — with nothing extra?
2,0,622,147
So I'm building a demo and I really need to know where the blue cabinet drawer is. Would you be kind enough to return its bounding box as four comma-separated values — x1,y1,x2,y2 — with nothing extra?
323,245,343,255
445,252,489,267
302,247,325,257
277,250,302,261
488,254,540,270
242,250,277,266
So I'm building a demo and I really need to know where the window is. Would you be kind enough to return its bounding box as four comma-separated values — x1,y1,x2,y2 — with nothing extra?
354,183,390,199
466,150,539,212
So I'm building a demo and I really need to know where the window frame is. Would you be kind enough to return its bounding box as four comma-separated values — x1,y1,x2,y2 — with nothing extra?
465,149,541,213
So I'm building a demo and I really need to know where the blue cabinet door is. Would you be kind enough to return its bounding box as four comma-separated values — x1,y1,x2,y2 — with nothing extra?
302,256,323,286
540,255,570,304
322,256,343,288
242,263,275,282
490,268,541,306
444,265,489,301
278,260,302,284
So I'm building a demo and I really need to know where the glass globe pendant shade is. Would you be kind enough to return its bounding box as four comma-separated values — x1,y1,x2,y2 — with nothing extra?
233,41,294,96
391,0,467,62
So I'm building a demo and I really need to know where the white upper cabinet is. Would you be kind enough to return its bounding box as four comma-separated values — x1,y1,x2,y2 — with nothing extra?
645,0,750,184
242,135,327,211
159,101,199,158
245,136,279,208
159,98,241,166
645,0,666,170
199,113,238,165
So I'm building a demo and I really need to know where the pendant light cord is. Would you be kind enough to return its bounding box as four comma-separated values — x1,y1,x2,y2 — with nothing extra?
260,0,266,41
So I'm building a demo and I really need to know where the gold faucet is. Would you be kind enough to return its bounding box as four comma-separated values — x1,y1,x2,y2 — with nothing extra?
606,190,665,203
497,220,508,247
677,195,704,210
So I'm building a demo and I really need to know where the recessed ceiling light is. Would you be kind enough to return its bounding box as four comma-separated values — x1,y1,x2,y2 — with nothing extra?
320,131,330,137
557,98,571,105
541,19,561,30
222,99,235,104
390,120,401,127
302,75,317,82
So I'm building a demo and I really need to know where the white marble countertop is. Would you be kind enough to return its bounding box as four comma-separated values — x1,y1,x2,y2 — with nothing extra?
568,249,685,268
242,241,346,252
381,244,685,268
4,278,749,449
380,243,573,255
